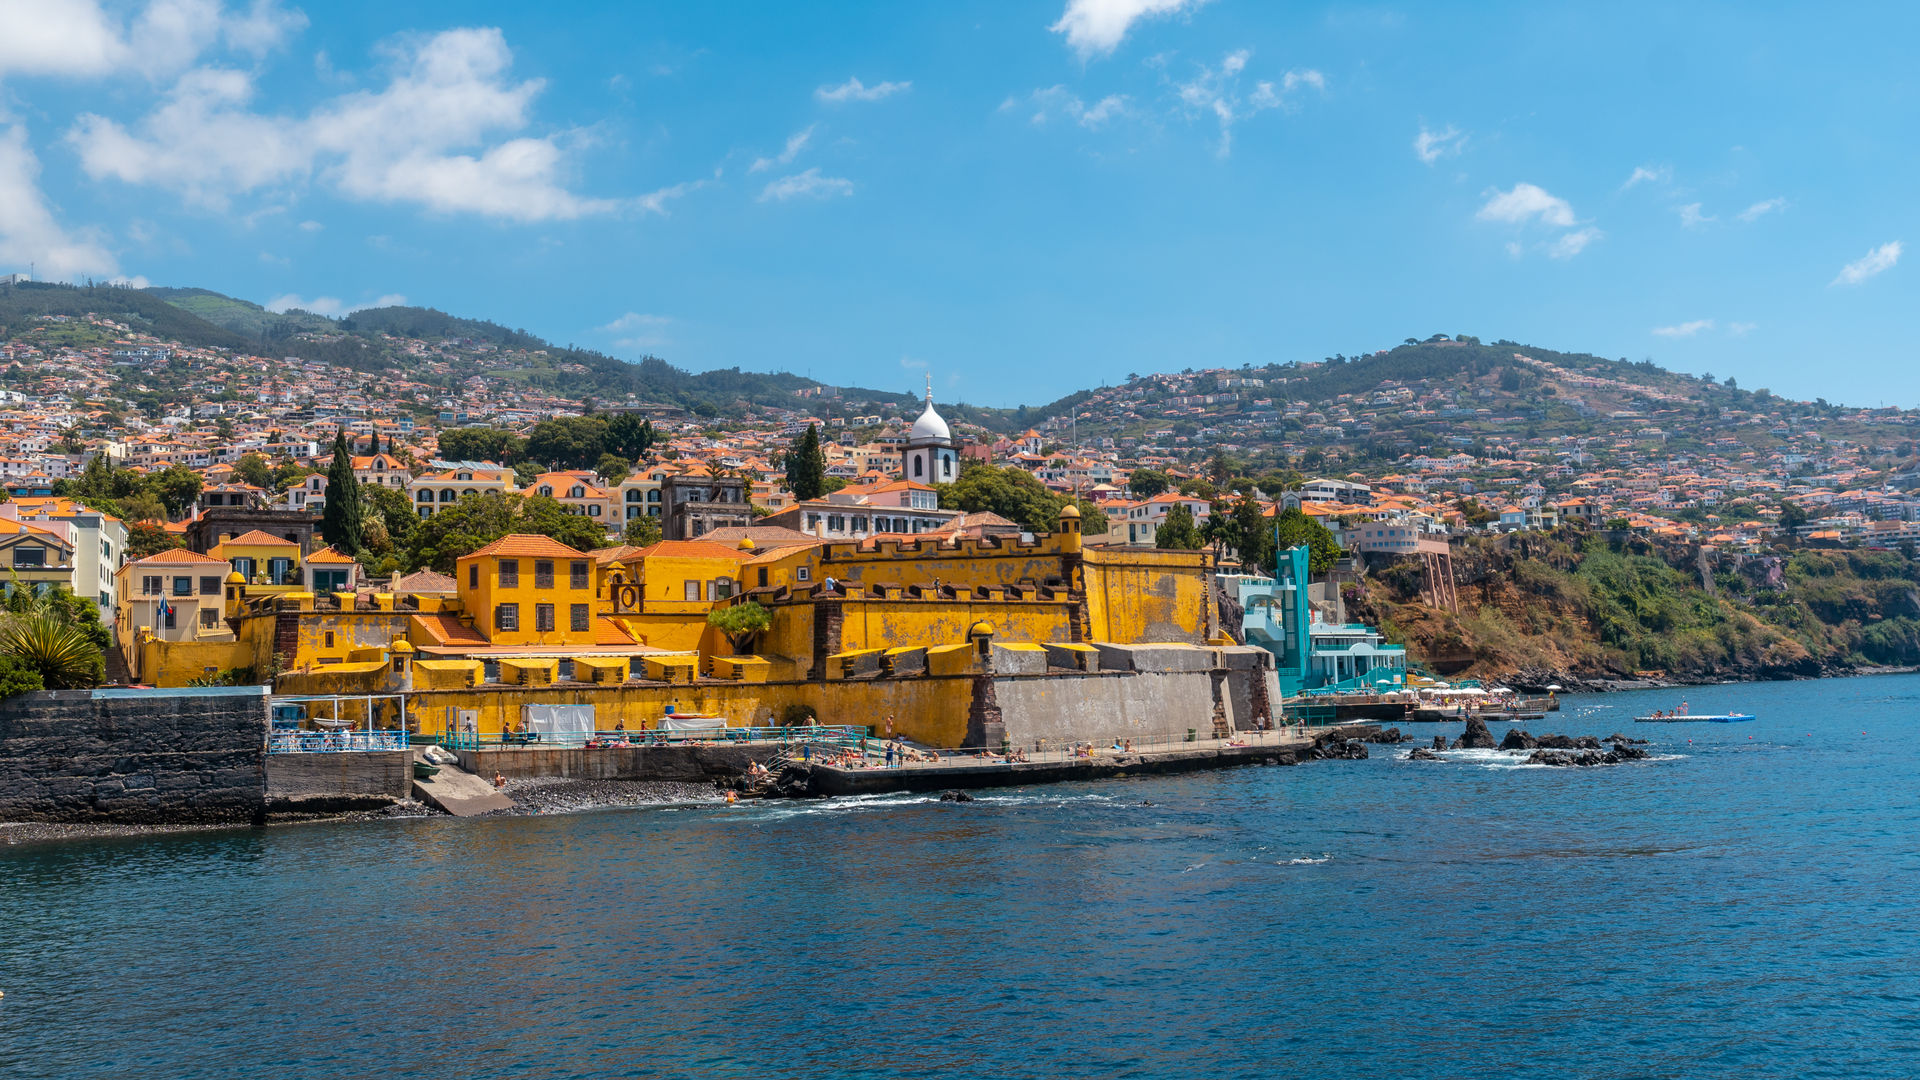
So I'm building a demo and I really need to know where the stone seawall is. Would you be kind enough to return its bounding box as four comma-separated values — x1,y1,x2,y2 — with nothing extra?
455,742,777,783
266,750,411,805
0,687,268,824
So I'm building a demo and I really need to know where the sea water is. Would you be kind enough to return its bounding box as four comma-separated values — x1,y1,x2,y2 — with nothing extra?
5,674,1920,1079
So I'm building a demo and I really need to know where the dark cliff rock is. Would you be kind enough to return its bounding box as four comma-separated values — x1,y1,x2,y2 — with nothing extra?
1500,729,1538,751
1454,716,1499,750
1407,748,1442,761
1365,728,1408,744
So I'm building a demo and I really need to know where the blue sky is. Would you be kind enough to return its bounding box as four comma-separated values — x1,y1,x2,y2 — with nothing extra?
1,1,1915,408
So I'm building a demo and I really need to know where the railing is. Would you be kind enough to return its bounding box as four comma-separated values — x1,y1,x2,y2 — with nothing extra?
437,723,870,752
267,730,409,753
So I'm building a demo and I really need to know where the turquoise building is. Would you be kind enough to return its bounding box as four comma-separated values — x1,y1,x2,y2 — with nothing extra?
1230,544,1407,697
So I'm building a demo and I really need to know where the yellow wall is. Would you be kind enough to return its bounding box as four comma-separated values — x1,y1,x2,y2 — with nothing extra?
134,634,253,687
459,550,598,647
1082,547,1214,644
619,550,749,615
406,676,977,747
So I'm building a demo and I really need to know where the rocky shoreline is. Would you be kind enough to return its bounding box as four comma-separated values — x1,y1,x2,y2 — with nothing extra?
0,800,434,847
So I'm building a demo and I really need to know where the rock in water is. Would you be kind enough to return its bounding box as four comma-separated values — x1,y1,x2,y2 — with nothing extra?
1500,729,1539,751
1309,736,1370,760
1607,733,1650,745
1366,727,1408,745
1431,735,1449,751
1407,748,1441,761
1607,740,1650,760
939,789,976,803
1456,716,1499,750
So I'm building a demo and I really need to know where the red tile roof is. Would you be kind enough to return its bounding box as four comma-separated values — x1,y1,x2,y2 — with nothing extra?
410,613,490,647
459,534,588,560
221,529,299,547
127,548,230,566
624,540,752,561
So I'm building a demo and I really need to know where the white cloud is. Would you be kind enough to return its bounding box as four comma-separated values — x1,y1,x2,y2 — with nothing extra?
0,124,120,279
265,292,404,317
750,126,814,174
1832,241,1902,286
68,27,635,222
1678,202,1714,228
815,77,910,104
1737,197,1787,223
1413,123,1465,164
758,167,853,203
634,178,705,215
0,0,129,78
1174,50,1319,157
0,0,304,80
601,311,670,349
1728,322,1757,335
1477,183,1576,228
1050,0,1210,59
1621,165,1669,190
1547,226,1602,259
1652,319,1715,338
1007,86,1130,129
297,219,322,231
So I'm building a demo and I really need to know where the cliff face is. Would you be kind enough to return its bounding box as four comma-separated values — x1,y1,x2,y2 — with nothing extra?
1350,533,1917,685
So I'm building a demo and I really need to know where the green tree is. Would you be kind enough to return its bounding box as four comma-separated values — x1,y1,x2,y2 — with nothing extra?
1273,507,1342,575
321,430,365,556
1127,468,1171,498
622,515,663,548
1778,501,1808,536
125,520,182,559
436,426,525,464
1207,449,1239,486
151,464,203,518
941,463,1063,532
360,483,418,552
513,462,544,487
1231,492,1274,573
524,416,608,470
233,452,272,489
1156,503,1203,549
605,413,656,460
400,492,608,573
594,452,633,485
707,601,772,655
1456,497,1498,526
0,654,43,698
784,423,827,501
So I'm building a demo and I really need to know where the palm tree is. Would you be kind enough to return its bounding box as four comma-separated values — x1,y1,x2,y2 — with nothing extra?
0,613,102,689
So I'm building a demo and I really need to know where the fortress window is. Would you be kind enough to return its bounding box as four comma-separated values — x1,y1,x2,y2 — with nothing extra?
469,565,478,589
495,603,519,631
570,561,589,589
536,604,555,633
684,580,700,601
570,604,589,632
796,566,810,582
500,560,519,587
534,561,554,589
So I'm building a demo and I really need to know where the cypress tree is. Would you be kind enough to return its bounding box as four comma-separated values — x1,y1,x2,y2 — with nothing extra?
785,423,826,501
321,430,365,555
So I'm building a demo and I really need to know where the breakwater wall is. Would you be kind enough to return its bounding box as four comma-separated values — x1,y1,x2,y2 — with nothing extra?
0,687,268,825
804,724,1381,797
265,750,412,806
455,742,778,783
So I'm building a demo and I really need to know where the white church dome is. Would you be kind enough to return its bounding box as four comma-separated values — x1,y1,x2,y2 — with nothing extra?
909,400,951,443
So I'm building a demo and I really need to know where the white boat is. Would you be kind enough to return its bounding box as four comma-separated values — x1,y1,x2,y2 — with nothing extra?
1633,713,1755,723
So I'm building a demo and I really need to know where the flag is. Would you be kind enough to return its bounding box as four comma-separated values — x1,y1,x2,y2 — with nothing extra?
158,595,172,622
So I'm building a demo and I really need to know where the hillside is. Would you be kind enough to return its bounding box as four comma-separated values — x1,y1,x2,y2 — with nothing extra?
1350,532,1920,687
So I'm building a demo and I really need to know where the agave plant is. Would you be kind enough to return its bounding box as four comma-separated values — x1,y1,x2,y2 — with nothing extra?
0,614,104,690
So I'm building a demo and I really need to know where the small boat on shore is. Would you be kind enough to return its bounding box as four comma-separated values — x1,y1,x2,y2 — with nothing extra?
1633,713,1755,723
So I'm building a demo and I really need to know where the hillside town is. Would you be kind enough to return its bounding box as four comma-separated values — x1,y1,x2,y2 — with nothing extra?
3,304,1919,631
